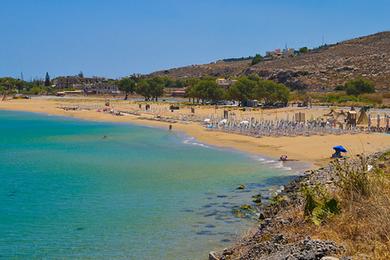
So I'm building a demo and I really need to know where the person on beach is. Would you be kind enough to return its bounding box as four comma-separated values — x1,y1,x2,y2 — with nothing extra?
280,155,288,161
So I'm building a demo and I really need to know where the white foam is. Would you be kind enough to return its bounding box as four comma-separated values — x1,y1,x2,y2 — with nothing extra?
264,160,276,164
182,137,210,148
272,162,284,168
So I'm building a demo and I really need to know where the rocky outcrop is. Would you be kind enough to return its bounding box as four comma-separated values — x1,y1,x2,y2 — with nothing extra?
237,236,343,260
248,32,390,92
150,60,251,79
210,153,384,259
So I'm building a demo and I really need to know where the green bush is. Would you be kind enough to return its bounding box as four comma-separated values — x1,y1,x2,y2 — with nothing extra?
334,85,345,91
29,86,44,95
301,185,340,225
251,54,263,65
345,78,375,96
299,47,309,53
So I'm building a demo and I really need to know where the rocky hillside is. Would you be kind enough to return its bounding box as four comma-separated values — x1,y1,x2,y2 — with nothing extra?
150,59,251,79
150,32,390,92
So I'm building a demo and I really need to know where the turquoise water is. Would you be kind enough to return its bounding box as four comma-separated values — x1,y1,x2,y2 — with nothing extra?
0,110,298,259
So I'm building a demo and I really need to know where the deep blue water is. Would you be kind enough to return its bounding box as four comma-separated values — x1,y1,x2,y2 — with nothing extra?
0,110,297,259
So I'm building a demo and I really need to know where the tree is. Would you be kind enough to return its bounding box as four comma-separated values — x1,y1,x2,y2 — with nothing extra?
0,77,23,100
299,47,309,54
185,79,225,104
345,78,375,96
198,80,224,104
136,79,152,101
251,54,263,65
257,80,289,105
118,77,136,100
263,80,290,105
183,78,200,102
227,76,257,106
136,77,165,101
30,86,43,95
44,72,51,86
147,77,165,101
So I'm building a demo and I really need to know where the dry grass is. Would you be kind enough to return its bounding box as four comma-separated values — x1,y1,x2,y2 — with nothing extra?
360,93,384,104
314,155,390,258
272,154,390,259
228,153,390,259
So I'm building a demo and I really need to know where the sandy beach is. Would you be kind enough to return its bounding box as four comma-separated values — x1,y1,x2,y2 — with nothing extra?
1,97,390,168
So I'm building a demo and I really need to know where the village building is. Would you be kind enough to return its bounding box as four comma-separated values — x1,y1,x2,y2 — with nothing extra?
83,82,120,95
265,48,296,59
52,76,119,95
216,78,237,89
164,88,187,97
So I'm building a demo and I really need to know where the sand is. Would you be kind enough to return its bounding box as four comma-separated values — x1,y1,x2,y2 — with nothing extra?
1,97,390,168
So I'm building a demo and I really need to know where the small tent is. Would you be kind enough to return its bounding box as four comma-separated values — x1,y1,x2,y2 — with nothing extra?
357,108,369,125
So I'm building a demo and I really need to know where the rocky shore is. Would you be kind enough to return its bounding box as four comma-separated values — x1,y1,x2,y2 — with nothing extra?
210,153,383,260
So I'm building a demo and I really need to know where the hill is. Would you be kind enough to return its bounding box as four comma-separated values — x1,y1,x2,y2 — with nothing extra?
150,32,390,92
150,59,251,79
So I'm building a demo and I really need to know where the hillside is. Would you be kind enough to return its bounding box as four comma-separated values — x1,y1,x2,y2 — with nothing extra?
150,59,251,79
150,31,390,92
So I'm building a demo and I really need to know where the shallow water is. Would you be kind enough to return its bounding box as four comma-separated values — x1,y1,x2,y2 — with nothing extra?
0,110,299,259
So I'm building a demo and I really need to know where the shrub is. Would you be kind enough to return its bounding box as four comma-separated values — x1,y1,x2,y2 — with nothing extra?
301,184,340,225
360,93,383,104
345,78,375,96
251,54,263,65
29,86,44,95
333,156,372,202
299,47,309,53
334,85,345,91
383,93,390,98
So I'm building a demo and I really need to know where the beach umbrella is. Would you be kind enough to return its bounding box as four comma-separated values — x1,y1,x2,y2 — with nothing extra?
333,145,347,153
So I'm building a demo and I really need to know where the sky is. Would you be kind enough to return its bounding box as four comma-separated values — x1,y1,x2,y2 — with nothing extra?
0,0,389,80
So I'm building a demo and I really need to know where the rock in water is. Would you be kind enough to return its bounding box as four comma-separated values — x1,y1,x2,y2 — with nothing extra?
237,184,245,190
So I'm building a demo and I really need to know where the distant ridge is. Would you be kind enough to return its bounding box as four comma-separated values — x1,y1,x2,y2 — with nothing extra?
150,31,390,92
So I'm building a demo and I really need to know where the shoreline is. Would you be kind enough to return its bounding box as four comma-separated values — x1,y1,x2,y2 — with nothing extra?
2,98,390,169
2,99,390,259
1,105,310,259
210,151,387,259
1,107,311,173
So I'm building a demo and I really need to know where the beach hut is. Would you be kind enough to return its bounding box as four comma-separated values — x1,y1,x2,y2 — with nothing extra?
295,112,306,123
357,107,369,125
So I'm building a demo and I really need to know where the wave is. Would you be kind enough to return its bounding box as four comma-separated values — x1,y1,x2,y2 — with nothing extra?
251,155,293,171
182,137,210,148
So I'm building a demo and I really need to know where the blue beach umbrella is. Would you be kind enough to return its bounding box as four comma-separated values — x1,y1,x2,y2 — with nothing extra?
333,145,347,153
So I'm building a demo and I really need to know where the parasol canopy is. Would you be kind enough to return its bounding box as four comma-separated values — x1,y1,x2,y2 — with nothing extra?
333,145,347,153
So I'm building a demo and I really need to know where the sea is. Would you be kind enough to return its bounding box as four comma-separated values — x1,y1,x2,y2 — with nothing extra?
0,110,301,259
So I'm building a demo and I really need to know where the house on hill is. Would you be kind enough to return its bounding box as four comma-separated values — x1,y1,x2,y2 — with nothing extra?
265,48,296,59
216,78,237,89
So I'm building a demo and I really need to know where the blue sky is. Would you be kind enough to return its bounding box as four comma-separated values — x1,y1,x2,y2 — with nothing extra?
0,0,389,80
